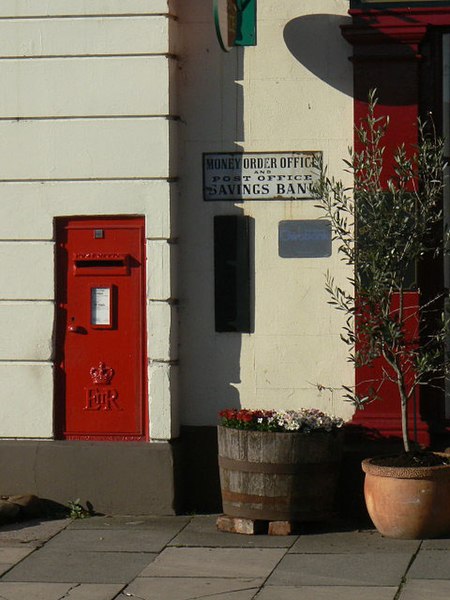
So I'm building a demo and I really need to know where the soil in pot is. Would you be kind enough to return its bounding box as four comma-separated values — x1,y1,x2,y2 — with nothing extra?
370,451,450,468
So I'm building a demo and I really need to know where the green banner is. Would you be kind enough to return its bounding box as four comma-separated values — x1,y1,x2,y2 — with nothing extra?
234,0,256,47
213,0,256,52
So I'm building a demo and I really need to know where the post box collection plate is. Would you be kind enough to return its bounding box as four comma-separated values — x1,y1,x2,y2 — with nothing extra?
91,286,112,327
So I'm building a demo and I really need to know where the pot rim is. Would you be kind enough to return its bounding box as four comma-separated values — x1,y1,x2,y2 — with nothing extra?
362,453,450,479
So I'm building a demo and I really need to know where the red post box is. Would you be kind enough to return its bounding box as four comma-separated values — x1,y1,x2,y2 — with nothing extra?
55,217,147,440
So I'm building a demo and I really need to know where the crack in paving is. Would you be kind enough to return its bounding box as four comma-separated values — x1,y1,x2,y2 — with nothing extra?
393,540,423,600
247,543,294,600
57,582,81,600
122,585,261,600
121,591,146,600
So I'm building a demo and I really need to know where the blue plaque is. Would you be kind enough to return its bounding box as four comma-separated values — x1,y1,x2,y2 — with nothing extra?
279,220,332,258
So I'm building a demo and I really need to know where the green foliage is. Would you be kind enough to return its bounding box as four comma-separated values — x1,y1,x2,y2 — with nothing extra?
315,90,449,451
67,499,90,519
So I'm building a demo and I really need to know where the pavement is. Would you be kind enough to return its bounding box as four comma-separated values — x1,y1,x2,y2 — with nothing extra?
0,515,449,600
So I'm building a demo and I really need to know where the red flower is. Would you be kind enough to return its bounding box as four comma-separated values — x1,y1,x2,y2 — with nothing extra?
237,410,253,422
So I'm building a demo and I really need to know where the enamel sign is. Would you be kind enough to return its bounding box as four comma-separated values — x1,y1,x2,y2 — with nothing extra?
203,151,321,201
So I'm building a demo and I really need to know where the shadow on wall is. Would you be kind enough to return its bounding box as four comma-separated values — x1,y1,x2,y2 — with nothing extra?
192,47,252,421
284,12,422,106
176,35,250,410
177,5,254,513
283,14,353,98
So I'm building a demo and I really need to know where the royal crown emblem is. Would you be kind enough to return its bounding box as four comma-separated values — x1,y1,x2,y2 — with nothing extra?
89,361,114,385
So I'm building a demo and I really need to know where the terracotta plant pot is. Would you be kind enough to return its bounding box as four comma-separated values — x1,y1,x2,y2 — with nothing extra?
362,455,450,539
218,426,343,522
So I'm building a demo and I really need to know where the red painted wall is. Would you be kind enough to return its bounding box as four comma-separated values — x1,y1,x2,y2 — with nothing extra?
342,7,450,444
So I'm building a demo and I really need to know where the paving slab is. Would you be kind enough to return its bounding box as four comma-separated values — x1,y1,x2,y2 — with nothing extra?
123,576,262,600
257,586,398,599
407,550,450,580
0,582,123,600
0,547,34,563
67,514,190,532
267,552,412,587
43,527,174,553
0,546,36,578
0,564,13,577
116,590,256,600
399,579,450,599
289,529,420,554
139,547,286,579
421,538,450,550
0,519,69,548
170,515,296,548
1,547,156,583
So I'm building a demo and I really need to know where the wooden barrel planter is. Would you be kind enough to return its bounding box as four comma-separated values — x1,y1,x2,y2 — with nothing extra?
217,425,343,522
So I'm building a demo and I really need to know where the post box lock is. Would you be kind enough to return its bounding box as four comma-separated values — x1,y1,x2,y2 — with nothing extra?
67,318,86,334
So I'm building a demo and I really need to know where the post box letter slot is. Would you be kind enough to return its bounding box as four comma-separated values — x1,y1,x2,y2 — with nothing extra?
76,259,124,268
74,254,130,276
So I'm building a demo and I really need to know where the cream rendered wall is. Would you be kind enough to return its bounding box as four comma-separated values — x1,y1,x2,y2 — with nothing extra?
177,0,355,426
0,1,178,439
